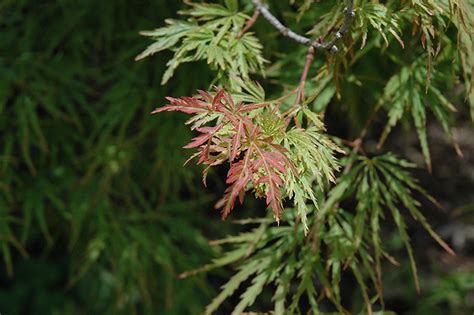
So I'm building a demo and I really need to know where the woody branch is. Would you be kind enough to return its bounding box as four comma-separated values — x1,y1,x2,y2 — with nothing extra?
250,0,355,53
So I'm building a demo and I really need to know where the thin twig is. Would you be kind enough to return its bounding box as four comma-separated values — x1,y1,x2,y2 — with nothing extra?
281,47,316,128
295,46,316,106
238,9,260,38
251,0,355,52
289,46,316,128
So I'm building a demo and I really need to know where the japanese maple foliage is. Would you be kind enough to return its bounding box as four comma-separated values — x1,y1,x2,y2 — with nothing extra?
152,86,338,224
137,0,472,313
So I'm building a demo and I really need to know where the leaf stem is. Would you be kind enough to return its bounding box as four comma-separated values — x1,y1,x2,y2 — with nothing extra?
295,46,316,106
238,9,260,38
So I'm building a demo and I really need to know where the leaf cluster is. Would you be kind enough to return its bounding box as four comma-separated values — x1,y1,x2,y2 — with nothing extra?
139,0,473,313
187,154,453,315
136,1,266,84
153,82,342,229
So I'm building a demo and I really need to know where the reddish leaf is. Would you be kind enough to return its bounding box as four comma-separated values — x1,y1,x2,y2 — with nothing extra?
237,102,267,113
183,126,222,149
197,90,213,103
221,88,236,111
230,120,244,161
252,145,290,220
216,149,254,219
212,89,226,109
151,96,211,115
153,87,295,222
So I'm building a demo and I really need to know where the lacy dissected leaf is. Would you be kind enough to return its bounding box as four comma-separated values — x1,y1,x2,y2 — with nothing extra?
282,108,343,233
378,61,459,171
153,84,341,224
204,258,270,315
398,0,448,87
153,88,263,169
230,76,266,104
153,87,280,220
180,153,454,315
136,1,474,314
217,149,253,219
251,142,292,220
327,153,454,294
356,2,404,49
135,19,195,61
215,124,293,220
136,1,266,84
449,0,474,121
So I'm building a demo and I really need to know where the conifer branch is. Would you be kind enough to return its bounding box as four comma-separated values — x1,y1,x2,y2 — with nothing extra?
250,0,355,52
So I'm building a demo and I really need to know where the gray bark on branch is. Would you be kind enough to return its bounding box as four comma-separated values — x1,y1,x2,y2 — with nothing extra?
250,0,355,52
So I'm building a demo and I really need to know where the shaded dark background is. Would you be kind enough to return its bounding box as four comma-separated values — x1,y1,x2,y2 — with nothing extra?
0,1,473,314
